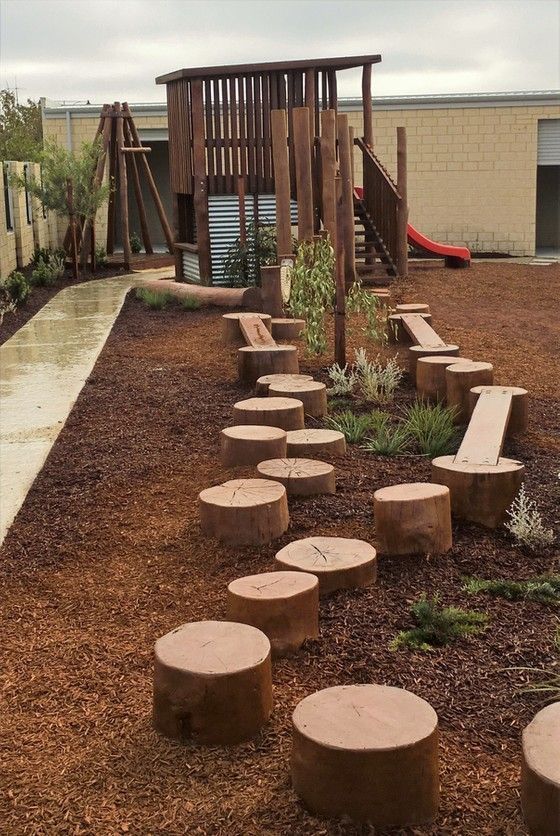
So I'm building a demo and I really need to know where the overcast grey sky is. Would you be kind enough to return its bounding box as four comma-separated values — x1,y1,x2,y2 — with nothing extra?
1,0,559,104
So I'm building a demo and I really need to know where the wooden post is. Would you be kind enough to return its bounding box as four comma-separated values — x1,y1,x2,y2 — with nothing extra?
320,109,337,249
292,107,314,242
106,111,117,254
397,126,408,278
334,176,346,367
362,63,374,149
337,114,355,287
271,110,293,257
66,179,79,280
237,174,247,247
123,115,153,254
304,68,319,231
80,104,111,269
171,195,183,279
190,81,212,283
115,102,132,271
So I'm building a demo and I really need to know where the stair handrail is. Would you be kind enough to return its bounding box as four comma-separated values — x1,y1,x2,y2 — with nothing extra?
354,137,402,200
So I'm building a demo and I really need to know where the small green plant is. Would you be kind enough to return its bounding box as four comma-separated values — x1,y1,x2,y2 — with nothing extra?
135,287,172,310
31,246,52,267
288,237,335,355
324,410,374,444
95,245,108,268
505,485,555,551
180,294,202,311
326,362,357,397
30,257,59,287
0,284,16,325
4,270,31,306
362,413,411,455
390,595,488,651
402,400,459,458
463,575,560,606
354,348,404,404
223,220,283,287
511,666,560,704
130,232,142,254
347,280,388,343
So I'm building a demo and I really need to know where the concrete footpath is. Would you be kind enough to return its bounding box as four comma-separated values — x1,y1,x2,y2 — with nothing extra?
0,270,171,546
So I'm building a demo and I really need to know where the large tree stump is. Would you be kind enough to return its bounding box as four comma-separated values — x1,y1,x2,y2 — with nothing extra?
286,428,347,457
260,265,284,317
291,684,439,826
233,397,305,431
238,345,299,384
416,355,472,402
373,483,452,555
521,702,560,836
226,571,319,657
153,620,273,745
275,536,377,595
388,312,432,345
431,456,525,528
199,478,289,544
270,318,306,342
257,458,335,496
446,361,494,423
469,385,528,436
408,344,460,382
268,380,328,418
220,425,287,467
255,372,313,396
222,312,272,346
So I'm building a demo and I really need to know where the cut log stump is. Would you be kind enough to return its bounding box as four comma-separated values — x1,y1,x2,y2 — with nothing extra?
233,397,305,431
222,312,272,346
469,385,528,436
226,571,319,657
291,684,439,826
153,620,272,745
446,361,494,423
521,702,560,836
373,483,452,555
199,478,289,544
257,458,335,496
389,312,432,344
255,372,313,396
396,303,431,314
275,536,377,595
268,380,327,418
431,456,524,528
220,425,287,467
238,345,299,384
286,428,347,457
271,318,306,341
416,355,472,402
409,344,460,382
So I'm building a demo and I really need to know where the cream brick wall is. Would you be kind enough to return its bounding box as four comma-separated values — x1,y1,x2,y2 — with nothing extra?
29,162,50,250
7,162,35,268
0,167,18,278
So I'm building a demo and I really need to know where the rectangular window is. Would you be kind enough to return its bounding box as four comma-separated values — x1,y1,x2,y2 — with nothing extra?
23,163,33,224
3,164,14,231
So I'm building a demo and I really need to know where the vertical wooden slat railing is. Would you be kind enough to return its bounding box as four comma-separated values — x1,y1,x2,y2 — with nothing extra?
355,136,402,271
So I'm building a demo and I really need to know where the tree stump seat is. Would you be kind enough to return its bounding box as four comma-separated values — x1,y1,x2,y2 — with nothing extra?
373,482,452,555
521,702,560,835
409,344,460,381
238,345,299,384
222,312,271,346
257,458,335,496
233,396,305,431
220,425,287,467
270,318,306,342
268,380,328,418
432,387,524,528
290,684,440,826
469,385,528,436
255,373,313,396
446,361,494,423
286,428,347,457
199,478,289,544
416,355,472,402
153,620,273,745
226,571,319,657
275,536,377,595
395,303,431,314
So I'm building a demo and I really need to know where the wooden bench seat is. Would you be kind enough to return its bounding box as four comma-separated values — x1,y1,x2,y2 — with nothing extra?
399,313,460,381
239,314,278,348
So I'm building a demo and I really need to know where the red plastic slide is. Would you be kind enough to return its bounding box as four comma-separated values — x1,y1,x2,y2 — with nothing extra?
407,223,471,268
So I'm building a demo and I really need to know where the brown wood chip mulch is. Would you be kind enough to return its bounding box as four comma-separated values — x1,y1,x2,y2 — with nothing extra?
1,261,559,835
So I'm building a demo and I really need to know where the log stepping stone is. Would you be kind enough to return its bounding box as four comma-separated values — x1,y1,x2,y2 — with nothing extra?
222,312,272,346
153,620,272,745
257,458,335,496
290,684,439,826
238,345,299,384
226,571,319,657
233,396,305,431
409,343,460,381
469,385,528,436
199,478,289,544
275,536,377,595
270,317,306,341
521,702,560,835
446,361,494,423
373,482,452,555
255,372,313,396
396,303,431,314
220,425,287,467
416,355,472,402
286,428,347,457
268,380,328,418
388,311,432,344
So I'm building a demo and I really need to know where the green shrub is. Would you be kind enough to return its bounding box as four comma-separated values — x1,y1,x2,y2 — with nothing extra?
222,220,283,287
135,287,172,309
505,486,555,551
95,245,108,267
362,413,411,455
464,575,560,606
31,246,66,268
30,257,59,287
5,270,31,305
180,294,202,311
130,232,142,254
288,237,335,355
390,595,488,651
327,362,357,397
354,348,404,404
402,400,459,458
324,410,374,444
347,280,388,343
0,284,16,322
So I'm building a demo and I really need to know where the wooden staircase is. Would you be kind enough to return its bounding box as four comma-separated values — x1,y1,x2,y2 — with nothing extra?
354,195,398,284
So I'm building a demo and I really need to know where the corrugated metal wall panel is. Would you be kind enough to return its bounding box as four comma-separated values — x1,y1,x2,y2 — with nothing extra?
182,250,201,283
537,119,560,165
208,194,297,285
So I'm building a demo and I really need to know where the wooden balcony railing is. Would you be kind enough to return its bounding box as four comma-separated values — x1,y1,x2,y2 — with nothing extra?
355,137,403,271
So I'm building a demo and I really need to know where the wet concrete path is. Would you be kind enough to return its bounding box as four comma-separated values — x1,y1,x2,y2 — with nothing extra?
0,271,171,545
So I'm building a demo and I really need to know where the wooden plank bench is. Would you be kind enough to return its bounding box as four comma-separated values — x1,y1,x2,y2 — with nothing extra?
432,387,524,528
398,313,460,380
239,315,277,348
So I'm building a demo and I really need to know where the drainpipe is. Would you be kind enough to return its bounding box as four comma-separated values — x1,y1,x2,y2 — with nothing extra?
65,109,72,151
